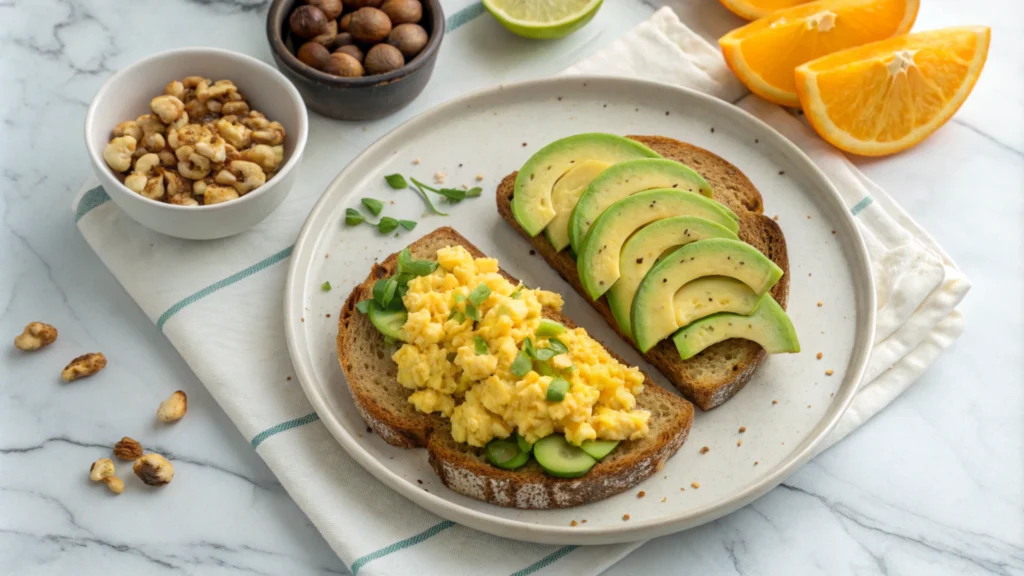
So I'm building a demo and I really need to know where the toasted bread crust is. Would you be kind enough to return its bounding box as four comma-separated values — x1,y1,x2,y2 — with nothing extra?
337,227,693,508
495,135,790,410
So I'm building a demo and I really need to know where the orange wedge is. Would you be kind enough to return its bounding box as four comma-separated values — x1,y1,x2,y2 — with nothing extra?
796,27,991,156
720,0,919,107
718,0,814,21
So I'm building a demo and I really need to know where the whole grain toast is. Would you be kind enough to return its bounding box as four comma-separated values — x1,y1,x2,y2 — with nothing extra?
337,227,694,509
496,136,790,410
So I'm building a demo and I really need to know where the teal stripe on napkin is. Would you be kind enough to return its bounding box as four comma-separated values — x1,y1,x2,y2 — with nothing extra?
850,196,874,216
351,520,456,575
75,186,110,223
251,412,320,449
156,245,294,331
447,2,486,32
511,546,579,576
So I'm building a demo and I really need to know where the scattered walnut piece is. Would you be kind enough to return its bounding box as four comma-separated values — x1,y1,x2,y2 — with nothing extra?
570,520,578,527
622,514,630,521
817,301,823,307
637,491,646,498
475,173,484,181
14,322,58,351
737,440,743,447
739,426,747,433
771,400,778,405
157,390,187,423
817,352,823,360
61,353,107,382
691,482,700,489
581,519,587,524
133,453,174,486
661,497,667,503
754,461,759,466
825,369,834,376
699,446,709,455
433,171,447,184
113,437,144,461
412,158,421,165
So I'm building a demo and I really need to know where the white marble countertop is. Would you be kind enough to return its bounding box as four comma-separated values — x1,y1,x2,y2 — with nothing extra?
2,0,1021,574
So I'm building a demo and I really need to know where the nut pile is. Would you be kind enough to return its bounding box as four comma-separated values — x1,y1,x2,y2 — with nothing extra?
289,0,430,77
102,77,287,206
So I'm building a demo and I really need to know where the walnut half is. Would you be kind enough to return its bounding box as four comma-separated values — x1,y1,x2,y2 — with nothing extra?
113,437,144,461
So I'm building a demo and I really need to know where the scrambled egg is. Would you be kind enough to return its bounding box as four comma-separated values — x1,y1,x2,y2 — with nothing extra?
392,245,651,448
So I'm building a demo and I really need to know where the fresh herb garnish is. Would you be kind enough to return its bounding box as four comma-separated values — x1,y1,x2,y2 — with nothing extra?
384,174,408,189
468,284,492,307
474,335,489,355
409,179,449,216
380,277,398,308
397,248,439,277
410,178,479,204
399,220,417,231
361,198,384,216
321,281,332,292
466,187,483,197
371,278,390,304
378,217,399,234
345,208,365,226
511,350,532,377
355,300,371,314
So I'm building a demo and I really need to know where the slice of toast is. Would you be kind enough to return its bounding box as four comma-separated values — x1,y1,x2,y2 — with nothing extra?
496,136,790,410
337,227,694,509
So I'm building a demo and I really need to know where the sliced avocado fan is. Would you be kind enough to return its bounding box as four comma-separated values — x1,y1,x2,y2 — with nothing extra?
630,238,784,353
576,190,740,301
544,160,612,252
672,294,800,360
511,133,660,237
568,158,718,253
608,215,739,340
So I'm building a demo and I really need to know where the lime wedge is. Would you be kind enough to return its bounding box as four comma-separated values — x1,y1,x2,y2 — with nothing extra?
482,0,603,39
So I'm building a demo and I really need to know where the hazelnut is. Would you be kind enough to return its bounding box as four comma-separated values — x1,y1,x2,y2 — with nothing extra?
349,7,392,44
364,43,404,75
334,32,355,47
307,0,343,20
133,453,174,486
113,437,144,461
311,19,338,46
157,390,188,423
387,23,428,59
335,44,364,63
324,52,365,77
14,321,57,351
61,352,107,382
298,41,332,70
345,0,382,8
289,5,329,39
339,12,353,32
381,0,422,25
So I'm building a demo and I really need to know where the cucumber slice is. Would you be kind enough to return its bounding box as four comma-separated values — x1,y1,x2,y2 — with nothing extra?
516,433,532,454
368,302,407,341
485,438,529,470
580,440,619,461
533,435,597,478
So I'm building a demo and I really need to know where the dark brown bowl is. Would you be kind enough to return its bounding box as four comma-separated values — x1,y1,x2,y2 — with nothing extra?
267,0,444,121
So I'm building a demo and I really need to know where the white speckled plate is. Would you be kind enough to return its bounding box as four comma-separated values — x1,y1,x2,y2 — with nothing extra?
284,76,875,545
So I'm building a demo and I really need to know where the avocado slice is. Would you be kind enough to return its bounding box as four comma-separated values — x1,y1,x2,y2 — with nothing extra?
673,294,800,360
576,190,741,301
672,277,763,327
631,238,784,353
567,158,720,254
511,134,660,237
607,216,739,339
544,160,612,251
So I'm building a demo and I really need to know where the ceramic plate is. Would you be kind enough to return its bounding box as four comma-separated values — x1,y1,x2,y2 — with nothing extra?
284,76,875,545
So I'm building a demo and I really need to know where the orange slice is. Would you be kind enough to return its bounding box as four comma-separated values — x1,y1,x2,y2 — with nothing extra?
796,27,991,156
718,0,814,21
720,0,919,107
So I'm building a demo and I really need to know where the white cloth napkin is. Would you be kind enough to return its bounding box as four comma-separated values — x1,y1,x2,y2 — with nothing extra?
72,6,968,575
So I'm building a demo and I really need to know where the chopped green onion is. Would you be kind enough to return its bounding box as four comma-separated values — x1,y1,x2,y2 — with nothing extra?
547,338,568,356
474,335,488,355
533,347,557,362
546,378,570,402
378,217,399,234
510,285,524,299
384,174,407,189
522,337,536,358
399,220,417,231
345,208,364,226
321,281,332,292
468,284,492,307
465,303,480,322
536,319,565,338
361,198,384,216
355,300,371,314
371,278,389,305
448,309,466,323
535,361,554,376
511,350,532,377
454,293,467,303
380,278,398,308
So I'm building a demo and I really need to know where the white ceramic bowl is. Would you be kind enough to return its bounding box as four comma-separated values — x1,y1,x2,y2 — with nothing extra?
85,47,309,240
